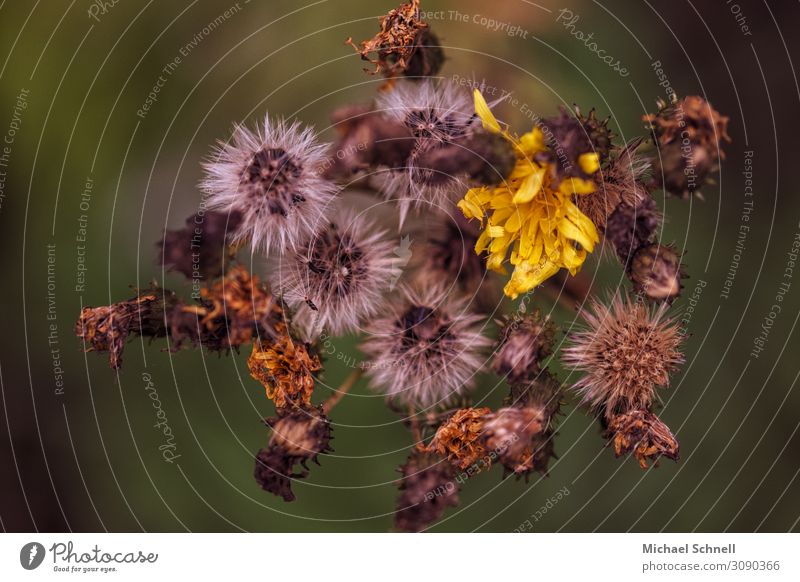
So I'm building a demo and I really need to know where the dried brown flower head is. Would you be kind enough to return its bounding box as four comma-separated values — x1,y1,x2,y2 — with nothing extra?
576,106,615,161
492,311,556,385
563,293,684,418
629,243,684,303
425,407,490,470
248,334,321,408
174,265,283,351
394,450,459,532
501,370,564,476
483,406,545,475
577,140,652,228
254,405,333,501
158,210,240,280
414,213,497,310
645,95,730,156
538,108,598,184
644,96,731,198
607,409,679,468
604,193,661,267
346,0,442,81
76,288,176,369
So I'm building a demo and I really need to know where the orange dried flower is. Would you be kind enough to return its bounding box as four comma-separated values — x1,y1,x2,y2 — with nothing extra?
607,409,679,469
425,407,490,470
180,264,283,349
248,335,321,408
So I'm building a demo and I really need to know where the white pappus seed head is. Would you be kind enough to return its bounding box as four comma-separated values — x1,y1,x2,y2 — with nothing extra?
270,209,397,340
360,285,491,409
201,116,338,255
374,80,479,225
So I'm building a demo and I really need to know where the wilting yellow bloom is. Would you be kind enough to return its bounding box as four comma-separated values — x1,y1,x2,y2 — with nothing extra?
458,90,600,299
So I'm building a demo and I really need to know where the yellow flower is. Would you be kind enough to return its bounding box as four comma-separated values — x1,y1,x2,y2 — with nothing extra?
458,90,600,299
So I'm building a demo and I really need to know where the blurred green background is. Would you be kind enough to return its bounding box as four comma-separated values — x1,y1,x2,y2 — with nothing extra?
1,0,799,532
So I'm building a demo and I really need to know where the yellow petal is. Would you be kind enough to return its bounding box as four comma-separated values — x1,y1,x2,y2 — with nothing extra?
474,90,501,133
559,177,596,195
559,217,596,251
512,167,545,204
578,152,600,174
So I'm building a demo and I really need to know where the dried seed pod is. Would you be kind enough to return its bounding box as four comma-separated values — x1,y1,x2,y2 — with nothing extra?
629,243,684,303
394,450,459,532
255,405,333,501
644,95,730,156
75,288,177,369
606,409,679,469
537,108,599,185
483,406,546,475
644,95,730,198
158,210,241,280
576,106,615,161
492,311,556,385
604,194,661,268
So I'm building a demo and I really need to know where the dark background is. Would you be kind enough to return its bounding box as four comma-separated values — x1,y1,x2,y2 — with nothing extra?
1,0,798,532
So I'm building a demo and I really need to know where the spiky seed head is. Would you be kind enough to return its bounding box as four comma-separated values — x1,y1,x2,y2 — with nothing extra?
361,286,491,409
270,209,396,340
563,293,684,418
629,243,684,303
505,369,564,425
394,450,459,533
607,409,679,468
201,116,337,254
492,311,556,384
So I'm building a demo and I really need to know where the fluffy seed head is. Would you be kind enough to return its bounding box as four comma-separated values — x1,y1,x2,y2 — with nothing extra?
374,80,479,222
201,116,337,254
361,286,491,408
394,450,459,533
270,209,396,340
563,293,684,418
607,409,679,469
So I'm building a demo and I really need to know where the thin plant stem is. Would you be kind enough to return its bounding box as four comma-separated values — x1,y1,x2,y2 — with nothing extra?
322,367,363,414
